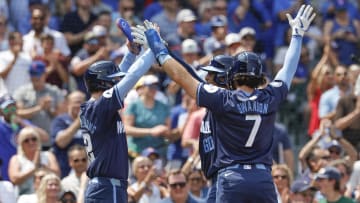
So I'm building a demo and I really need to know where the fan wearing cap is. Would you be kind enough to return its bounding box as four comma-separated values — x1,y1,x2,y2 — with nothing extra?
123,74,171,158
165,9,201,58
238,27,256,52
13,61,64,143
314,166,353,203
179,39,207,80
0,94,49,180
289,177,317,203
203,15,228,55
225,33,241,56
70,28,111,95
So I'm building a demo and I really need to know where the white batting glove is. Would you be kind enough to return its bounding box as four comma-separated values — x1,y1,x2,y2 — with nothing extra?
131,25,148,49
286,4,316,37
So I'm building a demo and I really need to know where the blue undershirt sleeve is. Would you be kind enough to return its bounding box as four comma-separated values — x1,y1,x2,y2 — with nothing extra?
115,49,155,100
274,35,303,90
118,51,137,73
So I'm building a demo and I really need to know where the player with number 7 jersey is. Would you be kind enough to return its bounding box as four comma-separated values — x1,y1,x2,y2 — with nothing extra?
141,4,316,202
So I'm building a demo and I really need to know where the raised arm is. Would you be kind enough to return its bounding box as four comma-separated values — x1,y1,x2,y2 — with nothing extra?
132,24,205,84
131,21,200,99
118,49,137,73
274,4,316,89
114,49,155,100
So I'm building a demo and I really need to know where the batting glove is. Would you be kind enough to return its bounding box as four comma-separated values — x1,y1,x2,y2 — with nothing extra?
143,20,171,65
131,25,148,49
286,4,316,37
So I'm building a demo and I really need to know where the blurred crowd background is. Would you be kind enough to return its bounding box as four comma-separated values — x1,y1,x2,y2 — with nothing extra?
1,0,360,202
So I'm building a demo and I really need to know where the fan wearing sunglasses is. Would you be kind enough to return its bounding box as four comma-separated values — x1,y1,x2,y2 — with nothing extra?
159,169,200,203
8,127,60,195
61,145,88,197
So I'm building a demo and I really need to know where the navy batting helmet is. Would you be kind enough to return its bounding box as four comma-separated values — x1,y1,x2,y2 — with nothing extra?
200,55,233,86
84,60,126,93
228,51,264,89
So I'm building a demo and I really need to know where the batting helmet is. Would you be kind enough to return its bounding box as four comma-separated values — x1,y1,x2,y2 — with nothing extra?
84,60,126,93
228,51,264,89
200,55,233,86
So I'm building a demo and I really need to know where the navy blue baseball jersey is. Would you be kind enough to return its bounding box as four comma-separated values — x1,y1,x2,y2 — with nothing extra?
80,86,128,180
197,81,288,178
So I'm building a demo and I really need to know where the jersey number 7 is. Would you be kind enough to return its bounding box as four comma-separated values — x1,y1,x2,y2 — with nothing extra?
245,115,261,147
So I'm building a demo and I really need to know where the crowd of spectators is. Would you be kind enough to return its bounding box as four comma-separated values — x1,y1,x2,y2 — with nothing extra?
1,0,360,202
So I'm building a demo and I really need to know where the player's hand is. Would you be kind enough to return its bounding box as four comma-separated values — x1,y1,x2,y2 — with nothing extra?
131,25,148,49
286,4,316,37
143,20,170,65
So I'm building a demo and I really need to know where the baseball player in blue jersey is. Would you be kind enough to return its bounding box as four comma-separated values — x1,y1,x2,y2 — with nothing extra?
80,33,158,202
140,4,316,203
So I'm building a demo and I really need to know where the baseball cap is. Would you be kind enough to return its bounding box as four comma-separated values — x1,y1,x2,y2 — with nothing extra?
141,74,159,86
315,166,341,181
333,0,347,11
181,39,199,54
176,9,197,23
239,27,256,40
141,147,160,158
325,140,342,151
0,94,16,109
225,33,241,46
92,25,107,37
29,60,46,77
291,177,316,193
84,31,99,45
210,15,227,27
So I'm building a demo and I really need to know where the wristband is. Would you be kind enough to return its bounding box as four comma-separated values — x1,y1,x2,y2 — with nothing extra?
158,54,172,66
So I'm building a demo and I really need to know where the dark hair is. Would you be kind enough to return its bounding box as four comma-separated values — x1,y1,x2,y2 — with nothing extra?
8,31,22,41
67,144,86,157
231,74,267,89
98,10,111,17
334,179,341,191
167,169,188,183
305,146,321,172
40,34,54,43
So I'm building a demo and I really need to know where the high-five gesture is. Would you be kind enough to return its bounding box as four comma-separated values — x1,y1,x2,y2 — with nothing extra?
286,4,316,36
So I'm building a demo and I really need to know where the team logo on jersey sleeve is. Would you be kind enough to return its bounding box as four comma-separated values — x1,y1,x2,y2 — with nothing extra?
270,81,283,87
203,84,219,93
103,88,114,98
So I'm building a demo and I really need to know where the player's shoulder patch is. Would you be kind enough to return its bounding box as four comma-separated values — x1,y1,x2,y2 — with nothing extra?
103,88,114,98
269,81,284,88
203,84,220,93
